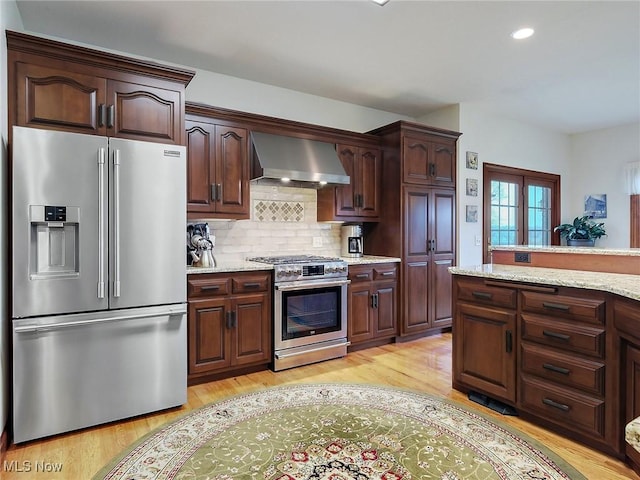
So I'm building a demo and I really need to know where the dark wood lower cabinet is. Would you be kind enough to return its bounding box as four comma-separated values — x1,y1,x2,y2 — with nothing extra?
187,271,271,383
452,274,635,460
347,263,398,348
453,302,516,402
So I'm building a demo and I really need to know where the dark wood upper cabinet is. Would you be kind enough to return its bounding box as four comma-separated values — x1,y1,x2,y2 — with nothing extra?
7,30,194,145
403,134,456,187
317,143,382,221
185,108,250,220
108,81,182,143
15,62,107,135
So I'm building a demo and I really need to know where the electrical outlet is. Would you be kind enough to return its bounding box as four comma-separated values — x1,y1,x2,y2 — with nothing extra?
474,235,482,246
514,252,531,263
312,237,323,247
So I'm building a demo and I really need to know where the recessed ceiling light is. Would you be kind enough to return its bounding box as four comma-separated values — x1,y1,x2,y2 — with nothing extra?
511,27,535,40
372,0,391,5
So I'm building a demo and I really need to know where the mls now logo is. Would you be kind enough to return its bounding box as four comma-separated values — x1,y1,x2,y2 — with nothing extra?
3,460,64,472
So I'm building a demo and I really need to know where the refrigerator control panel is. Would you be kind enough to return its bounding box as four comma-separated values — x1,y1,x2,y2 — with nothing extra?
45,205,67,222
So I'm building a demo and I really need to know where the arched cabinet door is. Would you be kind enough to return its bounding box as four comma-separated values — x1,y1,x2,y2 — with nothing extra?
15,62,107,135
185,113,250,220
108,81,182,144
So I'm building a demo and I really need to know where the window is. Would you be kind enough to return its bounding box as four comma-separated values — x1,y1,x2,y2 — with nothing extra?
483,164,560,262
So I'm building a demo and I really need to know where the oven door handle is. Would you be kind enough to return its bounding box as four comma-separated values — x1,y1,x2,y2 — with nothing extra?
275,279,351,291
275,339,351,359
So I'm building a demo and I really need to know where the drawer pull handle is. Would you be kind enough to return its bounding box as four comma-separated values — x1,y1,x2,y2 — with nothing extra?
542,397,570,412
472,291,492,299
543,363,570,375
542,330,570,341
542,301,570,311
356,274,370,279
243,282,261,288
200,285,220,291
506,330,513,353
380,271,394,276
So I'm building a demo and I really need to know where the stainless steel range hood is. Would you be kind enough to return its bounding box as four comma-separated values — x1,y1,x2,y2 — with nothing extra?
251,132,350,188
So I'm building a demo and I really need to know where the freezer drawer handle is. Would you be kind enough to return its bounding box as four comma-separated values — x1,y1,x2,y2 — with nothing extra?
14,309,187,333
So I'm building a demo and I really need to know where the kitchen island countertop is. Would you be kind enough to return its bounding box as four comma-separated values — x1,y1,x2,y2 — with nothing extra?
449,263,640,301
490,245,640,256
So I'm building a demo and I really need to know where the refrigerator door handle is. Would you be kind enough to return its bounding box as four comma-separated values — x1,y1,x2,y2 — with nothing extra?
14,308,187,333
113,149,121,298
97,147,106,299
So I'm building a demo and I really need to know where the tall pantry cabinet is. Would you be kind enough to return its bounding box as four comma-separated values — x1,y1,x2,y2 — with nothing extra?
366,121,461,337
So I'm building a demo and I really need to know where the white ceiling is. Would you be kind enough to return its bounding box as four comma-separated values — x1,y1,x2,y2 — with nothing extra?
14,0,640,134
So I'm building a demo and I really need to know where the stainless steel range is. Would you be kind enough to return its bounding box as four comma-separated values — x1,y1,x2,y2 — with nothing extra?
249,255,350,371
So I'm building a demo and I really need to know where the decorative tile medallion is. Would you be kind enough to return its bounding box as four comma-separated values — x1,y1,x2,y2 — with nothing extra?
254,200,305,222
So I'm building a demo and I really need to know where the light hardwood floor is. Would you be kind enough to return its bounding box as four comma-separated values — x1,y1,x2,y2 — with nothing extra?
3,333,637,479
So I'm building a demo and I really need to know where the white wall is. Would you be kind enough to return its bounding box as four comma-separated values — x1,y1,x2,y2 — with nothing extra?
187,69,410,132
419,103,573,267
1,0,25,443
569,122,640,248
418,104,461,133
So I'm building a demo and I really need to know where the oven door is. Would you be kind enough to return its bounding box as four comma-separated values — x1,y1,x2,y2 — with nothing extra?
274,278,349,351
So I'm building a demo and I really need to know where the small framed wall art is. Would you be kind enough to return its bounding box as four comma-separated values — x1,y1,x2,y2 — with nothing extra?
465,205,478,223
466,178,478,196
466,151,478,170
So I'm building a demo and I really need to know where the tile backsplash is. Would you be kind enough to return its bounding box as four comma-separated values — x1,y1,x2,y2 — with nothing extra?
192,184,343,262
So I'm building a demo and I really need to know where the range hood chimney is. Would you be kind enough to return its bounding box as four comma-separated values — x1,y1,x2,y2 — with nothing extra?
250,132,350,188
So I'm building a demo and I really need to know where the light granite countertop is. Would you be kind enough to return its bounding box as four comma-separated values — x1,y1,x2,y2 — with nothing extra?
449,264,640,301
187,260,272,275
342,255,401,265
490,245,640,256
187,255,401,275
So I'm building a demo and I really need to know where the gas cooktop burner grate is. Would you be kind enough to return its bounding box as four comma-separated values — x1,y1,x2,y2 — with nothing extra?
249,255,344,265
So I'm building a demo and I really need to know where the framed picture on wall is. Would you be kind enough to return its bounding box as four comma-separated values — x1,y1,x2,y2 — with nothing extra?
466,151,478,169
584,194,607,218
466,178,478,196
466,205,478,222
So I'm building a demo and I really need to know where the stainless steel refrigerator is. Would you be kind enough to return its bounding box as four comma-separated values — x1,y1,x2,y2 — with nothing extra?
11,126,187,443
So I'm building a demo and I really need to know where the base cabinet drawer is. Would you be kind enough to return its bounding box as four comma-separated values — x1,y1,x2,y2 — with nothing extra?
521,313,605,358
520,375,605,439
521,343,605,395
520,291,605,324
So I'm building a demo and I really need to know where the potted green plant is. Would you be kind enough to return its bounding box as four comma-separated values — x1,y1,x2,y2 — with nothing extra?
553,215,606,246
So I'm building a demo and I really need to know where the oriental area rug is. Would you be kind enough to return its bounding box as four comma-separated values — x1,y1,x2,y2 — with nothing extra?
94,383,585,480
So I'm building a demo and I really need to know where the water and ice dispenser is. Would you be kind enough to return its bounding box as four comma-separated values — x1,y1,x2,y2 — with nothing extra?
29,205,80,279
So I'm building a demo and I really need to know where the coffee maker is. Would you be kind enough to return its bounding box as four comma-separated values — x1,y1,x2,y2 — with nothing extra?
187,223,216,267
341,223,363,258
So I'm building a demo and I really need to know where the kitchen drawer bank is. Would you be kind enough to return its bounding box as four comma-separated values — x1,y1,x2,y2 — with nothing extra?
450,263,640,465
